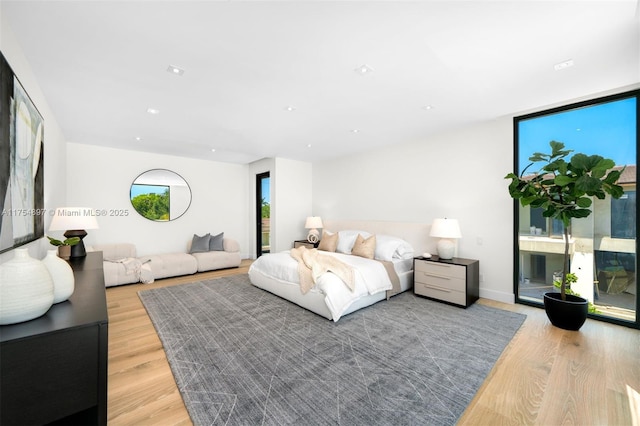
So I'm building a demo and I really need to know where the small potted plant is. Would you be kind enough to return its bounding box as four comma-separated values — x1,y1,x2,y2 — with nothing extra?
47,236,80,260
505,141,624,330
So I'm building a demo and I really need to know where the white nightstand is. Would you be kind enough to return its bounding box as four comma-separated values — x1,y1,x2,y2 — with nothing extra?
413,256,479,307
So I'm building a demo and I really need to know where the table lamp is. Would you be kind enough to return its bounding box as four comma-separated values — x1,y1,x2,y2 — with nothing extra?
49,207,99,258
305,216,323,243
430,218,461,260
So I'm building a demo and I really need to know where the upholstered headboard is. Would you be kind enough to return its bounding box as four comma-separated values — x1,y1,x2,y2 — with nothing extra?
322,220,433,257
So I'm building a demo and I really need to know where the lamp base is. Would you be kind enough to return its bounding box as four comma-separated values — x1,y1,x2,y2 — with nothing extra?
307,229,320,244
436,239,456,260
64,229,88,258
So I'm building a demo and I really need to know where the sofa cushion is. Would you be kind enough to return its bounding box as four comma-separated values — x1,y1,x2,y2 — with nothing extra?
223,238,240,253
140,253,198,279
191,251,242,272
190,233,211,253
209,232,224,251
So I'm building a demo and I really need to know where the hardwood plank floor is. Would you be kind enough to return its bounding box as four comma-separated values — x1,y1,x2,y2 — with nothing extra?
106,261,640,425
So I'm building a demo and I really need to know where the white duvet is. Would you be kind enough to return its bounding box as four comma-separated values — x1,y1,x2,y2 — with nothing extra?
249,250,393,320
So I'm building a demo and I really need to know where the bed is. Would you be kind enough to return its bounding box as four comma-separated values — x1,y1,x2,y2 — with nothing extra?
248,229,416,321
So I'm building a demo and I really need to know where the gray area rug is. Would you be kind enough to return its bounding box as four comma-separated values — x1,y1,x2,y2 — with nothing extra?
139,274,526,425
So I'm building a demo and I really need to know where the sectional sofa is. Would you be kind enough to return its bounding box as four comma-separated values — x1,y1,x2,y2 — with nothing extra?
90,235,241,287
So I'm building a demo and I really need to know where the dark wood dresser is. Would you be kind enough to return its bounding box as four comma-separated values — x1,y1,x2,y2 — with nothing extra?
0,252,108,425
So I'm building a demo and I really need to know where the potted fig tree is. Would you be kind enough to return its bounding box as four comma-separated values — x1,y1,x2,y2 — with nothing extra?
505,141,625,330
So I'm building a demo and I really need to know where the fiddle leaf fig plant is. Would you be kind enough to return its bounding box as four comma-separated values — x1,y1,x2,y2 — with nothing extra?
505,141,625,300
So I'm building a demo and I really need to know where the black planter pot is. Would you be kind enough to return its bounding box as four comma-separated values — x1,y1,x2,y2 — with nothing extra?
543,292,588,331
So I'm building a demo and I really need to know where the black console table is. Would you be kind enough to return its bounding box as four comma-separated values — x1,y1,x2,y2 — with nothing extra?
0,252,108,425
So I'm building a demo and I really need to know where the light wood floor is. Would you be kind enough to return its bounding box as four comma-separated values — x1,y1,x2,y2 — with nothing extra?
106,261,640,425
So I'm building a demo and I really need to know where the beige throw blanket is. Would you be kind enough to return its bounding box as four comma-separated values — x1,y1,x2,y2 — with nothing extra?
379,260,401,299
290,247,355,294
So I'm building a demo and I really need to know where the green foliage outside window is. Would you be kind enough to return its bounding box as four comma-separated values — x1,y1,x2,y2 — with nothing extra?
261,198,270,219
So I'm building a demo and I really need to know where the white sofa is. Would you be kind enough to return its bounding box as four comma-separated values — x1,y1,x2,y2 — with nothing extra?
91,237,242,287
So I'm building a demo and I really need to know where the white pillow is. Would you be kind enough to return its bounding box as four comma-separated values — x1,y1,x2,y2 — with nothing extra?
374,234,414,261
337,230,370,254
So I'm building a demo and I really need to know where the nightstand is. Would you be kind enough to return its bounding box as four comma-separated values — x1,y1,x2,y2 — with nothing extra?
413,256,479,307
293,240,318,249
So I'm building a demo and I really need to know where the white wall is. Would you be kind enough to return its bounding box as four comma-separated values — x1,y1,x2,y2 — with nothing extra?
272,157,313,253
66,143,251,258
313,117,516,303
0,12,68,264
248,158,275,258
247,157,313,257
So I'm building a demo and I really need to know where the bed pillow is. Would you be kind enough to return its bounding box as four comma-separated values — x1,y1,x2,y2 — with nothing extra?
337,230,371,254
375,234,415,261
209,232,224,251
351,234,376,259
317,230,338,252
190,233,211,253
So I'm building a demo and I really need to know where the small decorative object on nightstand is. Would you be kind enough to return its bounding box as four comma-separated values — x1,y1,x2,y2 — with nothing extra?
293,240,318,249
413,255,479,307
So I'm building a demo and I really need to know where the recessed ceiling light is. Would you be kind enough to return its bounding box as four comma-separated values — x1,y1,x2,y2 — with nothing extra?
285,106,296,112
211,148,216,152
167,65,185,76
354,65,373,75
554,59,574,71
422,105,434,111
146,107,160,115
351,129,360,133
307,144,312,148
135,136,142,141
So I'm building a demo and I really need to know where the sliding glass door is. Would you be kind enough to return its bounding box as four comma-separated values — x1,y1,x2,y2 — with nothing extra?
513,90,639,328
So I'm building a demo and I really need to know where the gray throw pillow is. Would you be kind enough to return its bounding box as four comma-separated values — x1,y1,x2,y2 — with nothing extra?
209,232,224,251
190,233,211,253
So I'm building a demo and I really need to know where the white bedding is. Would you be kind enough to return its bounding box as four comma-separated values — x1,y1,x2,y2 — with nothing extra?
249,250,412,321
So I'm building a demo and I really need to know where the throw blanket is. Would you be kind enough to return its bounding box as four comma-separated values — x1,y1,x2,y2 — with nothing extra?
380,260,401,299
105,257,154,284
290,247,354,294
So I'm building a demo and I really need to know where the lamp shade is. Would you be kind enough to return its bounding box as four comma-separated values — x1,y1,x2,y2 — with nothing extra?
304,216,323,229
49,207,99,231
430,218,461,239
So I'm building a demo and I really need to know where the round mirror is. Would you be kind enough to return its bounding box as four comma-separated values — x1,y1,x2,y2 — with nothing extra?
130,169,191,221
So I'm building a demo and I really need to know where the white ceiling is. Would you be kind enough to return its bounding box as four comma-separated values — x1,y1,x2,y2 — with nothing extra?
3,1,639,164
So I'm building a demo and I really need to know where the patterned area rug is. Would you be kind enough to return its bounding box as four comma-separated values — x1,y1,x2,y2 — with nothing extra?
139,274,525,425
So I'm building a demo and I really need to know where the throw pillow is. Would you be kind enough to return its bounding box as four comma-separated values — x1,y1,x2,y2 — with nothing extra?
351,234,376,259
317,230,338,252
209,232,224,251
337,230,370,254
190,233,211,253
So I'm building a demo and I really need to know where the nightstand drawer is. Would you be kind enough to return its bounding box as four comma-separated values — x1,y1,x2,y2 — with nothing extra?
414,270,466,292
415,282,466,306
415,261,466,280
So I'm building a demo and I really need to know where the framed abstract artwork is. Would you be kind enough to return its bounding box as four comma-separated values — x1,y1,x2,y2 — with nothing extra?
0,51,45,254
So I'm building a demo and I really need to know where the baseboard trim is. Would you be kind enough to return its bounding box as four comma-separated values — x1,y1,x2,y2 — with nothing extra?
480,288,515,304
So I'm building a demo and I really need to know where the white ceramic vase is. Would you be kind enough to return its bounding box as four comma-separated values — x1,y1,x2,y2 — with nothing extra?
0,248,55,325
42,249,75,303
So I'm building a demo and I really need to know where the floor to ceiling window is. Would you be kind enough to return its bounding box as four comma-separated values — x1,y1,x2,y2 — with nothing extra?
513,90,638,328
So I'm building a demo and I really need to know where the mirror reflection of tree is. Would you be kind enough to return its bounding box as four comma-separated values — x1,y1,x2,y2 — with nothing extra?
131,188,170,221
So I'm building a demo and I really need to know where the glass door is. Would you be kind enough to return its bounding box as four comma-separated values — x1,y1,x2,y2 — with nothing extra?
256,172,270,257
513,90,638,328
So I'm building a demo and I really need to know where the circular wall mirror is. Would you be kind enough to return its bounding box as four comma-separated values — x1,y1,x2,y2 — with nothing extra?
130,169,192,221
